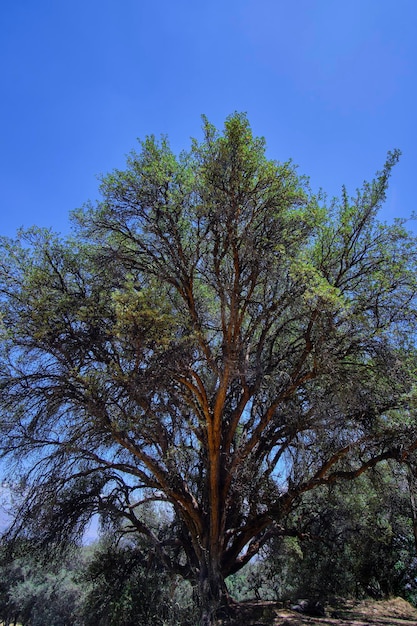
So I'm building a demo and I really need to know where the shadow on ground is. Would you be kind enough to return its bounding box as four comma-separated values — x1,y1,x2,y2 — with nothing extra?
222,596,417,625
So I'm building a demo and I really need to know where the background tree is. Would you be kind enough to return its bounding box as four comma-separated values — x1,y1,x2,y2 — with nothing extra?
0,540,85,626
225,463,417,607
0,529,196,626
244,463,417,603
80,534,196,626
1,113,417,623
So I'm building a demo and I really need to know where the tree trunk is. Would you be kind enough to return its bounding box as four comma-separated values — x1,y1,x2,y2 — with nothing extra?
407,464,417,554
198,557,232,625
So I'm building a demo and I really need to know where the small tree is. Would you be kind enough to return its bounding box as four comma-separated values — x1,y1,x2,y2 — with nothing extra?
1,114,417,623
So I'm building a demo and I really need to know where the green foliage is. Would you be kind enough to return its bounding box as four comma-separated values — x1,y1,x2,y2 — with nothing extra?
234,464,417,603
0,542,86,626
0,534,197,626
80,539,196,626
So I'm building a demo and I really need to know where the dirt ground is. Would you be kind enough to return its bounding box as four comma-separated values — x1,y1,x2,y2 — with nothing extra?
226,596,417,625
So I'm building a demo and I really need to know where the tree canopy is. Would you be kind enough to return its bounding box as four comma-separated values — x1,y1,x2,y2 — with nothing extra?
1,113,417,623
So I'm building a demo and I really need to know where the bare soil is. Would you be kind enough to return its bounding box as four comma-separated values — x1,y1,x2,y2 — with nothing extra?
225,596,417,625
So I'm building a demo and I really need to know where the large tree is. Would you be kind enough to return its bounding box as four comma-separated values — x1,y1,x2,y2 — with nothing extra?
1,114,417,623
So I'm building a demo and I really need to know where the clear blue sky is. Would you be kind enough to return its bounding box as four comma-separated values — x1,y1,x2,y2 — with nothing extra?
0,0,416,237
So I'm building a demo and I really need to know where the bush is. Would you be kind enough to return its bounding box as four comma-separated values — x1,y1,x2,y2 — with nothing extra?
80,540,197,626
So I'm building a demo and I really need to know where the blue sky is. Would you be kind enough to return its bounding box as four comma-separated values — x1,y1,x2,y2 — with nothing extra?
0,0,416,237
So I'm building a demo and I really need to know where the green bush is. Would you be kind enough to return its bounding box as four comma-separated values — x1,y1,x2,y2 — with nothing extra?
80,540,197,626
